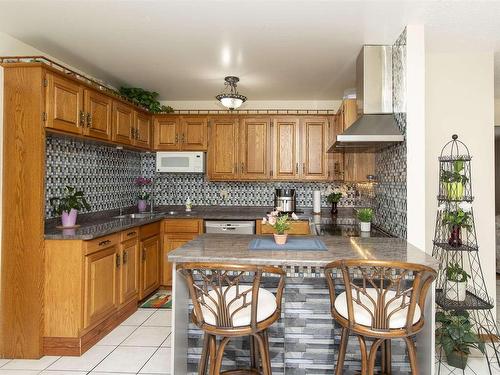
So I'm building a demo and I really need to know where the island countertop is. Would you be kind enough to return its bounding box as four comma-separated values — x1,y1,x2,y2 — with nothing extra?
168,233,439,269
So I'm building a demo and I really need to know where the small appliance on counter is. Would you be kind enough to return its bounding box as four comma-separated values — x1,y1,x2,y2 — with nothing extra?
274,188,296,213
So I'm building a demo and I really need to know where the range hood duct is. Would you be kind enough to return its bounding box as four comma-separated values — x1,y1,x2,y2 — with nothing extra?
330,45,404,152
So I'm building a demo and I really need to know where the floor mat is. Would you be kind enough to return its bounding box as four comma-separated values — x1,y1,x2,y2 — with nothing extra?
140,291,172,309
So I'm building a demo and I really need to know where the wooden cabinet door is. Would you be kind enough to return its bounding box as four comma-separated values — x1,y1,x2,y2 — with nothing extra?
162,235,196,286
112,102,134,145
301,118,328,180
272,117,300,180
239,117,271,180
341,100,375,182
153,116,180,150
84,89,112,140
119,238,139,306
181,117,207,150
84,246,118,328
140,235,160,299
46,73,84,134
207,117,239,180
134,112,152,149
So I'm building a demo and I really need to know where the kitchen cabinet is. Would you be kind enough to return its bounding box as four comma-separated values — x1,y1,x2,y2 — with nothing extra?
139,222,161,299
207,117,239,180
153,115,207,151
162,219,203,286
83,89,112,140
340,99,375,182
330,114,345,180
239,117,271,180
301,117,329,180
45,73,84,134
134,111,152,149
84,245,118,328
272,117,300,180
118,229,139,306
112,101,134,145
256,220,310,235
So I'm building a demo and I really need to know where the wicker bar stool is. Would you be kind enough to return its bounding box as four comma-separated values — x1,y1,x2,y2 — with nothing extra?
324,260,436,375
177,263,285,375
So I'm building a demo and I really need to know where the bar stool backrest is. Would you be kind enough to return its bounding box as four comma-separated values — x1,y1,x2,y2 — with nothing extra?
324,259,436,334
177,263,285,332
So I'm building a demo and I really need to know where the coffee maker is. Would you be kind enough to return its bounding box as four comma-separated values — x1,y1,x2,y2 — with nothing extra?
274,188,296,213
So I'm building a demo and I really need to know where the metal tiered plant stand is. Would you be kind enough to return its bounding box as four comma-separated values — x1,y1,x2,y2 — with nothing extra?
434,135,500,374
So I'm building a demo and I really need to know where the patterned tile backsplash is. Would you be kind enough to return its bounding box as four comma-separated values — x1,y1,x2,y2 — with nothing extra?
45,135,358,218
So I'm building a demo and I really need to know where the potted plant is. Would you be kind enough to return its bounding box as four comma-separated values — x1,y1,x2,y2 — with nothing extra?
436,310,485,369
135,177,152,212
262,209,299,245
442,204,472,247
49,186,90,227
445,262,470,301
357,208,373,232
325,185,347,215
441,160,468,200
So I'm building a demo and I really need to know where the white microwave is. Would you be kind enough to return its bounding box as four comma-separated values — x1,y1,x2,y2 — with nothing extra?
156,152,205,173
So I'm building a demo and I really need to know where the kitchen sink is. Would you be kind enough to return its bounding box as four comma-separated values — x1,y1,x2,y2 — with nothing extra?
113,213,160,220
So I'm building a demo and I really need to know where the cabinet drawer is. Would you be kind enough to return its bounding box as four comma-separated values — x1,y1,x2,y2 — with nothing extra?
257,220,310,235
164,219,202,234
140,222,161,240
121,228,139,241
84,233,120,255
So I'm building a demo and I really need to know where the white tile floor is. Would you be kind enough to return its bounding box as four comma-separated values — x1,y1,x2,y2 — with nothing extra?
0,308,172,375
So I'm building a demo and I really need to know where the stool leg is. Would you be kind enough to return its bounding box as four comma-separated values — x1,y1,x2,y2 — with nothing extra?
199,333,210,375
213,337,231,375
254,332,271,375
263,329,272,373
208,335,217,375
368,338,384,375
404,337,419,375
381,340,392,374
249,335,259,371
357,335,368,375
335,327,349,375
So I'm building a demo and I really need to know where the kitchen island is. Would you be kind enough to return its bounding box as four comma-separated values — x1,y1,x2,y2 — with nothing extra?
168,234,439,375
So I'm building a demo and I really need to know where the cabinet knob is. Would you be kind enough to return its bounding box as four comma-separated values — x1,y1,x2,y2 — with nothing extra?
123,250,128,264
86,113,92,128
79,111,85,127
116,254,121,268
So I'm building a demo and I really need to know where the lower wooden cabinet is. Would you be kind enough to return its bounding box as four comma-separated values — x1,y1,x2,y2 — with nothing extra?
162,218,203,286
118,233,140,306
255,220,311,235
139,222,161,299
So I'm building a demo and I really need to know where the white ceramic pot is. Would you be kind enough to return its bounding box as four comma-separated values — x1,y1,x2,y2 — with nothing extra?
360,221,371,232
446,280,467,302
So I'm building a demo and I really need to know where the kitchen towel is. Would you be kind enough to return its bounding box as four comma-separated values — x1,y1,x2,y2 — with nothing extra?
248,237,327,251
313,190,321,213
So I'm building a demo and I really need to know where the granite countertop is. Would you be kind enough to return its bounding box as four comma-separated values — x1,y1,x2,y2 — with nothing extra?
168,234,439,269
44,205,357,240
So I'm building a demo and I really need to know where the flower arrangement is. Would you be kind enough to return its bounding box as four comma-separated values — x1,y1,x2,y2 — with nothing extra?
262,208,299,244
49,186,90,227
325,184,348,204
135,177,152,200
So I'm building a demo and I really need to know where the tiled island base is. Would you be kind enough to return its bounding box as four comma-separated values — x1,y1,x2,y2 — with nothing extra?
185,271,412,375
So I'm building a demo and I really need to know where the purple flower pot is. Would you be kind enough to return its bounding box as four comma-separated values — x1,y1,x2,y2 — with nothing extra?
138,200,147,213
61,209,78,227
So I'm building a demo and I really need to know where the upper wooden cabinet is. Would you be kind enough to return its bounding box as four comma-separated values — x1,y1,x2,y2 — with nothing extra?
339,99,375,182
112,101,134,145
301,117,329,180
83,89,112,140
153,115,207,151
134,111,152,149
46,73,84,134
272,117,300,180
207,117,239,180
239,117,271,180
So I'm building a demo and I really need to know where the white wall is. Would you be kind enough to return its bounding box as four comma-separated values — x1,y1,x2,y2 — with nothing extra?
425,51,496,307
161,99,342,111
495,98,500,125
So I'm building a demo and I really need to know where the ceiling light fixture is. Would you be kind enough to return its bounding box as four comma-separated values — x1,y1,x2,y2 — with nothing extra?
216,76,247,110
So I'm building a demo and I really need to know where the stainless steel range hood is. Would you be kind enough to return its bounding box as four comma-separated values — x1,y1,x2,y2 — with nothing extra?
330,45,404,152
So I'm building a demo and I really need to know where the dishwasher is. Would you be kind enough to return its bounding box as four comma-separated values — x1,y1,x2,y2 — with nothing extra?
205,220,255,234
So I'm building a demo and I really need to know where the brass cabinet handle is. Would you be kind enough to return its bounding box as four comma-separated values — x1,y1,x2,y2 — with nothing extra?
98,239,111,246
296,163,299,174
123,250,128,264
115,254,121,268
79,111,85,127
303,163,305,174
127,231,136,237
181,133,185,143
241,162,244,173
86,113,92,128
175,134,178,143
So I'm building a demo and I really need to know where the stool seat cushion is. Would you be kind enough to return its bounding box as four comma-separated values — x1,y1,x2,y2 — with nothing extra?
196,285,277,327
334,288,421,329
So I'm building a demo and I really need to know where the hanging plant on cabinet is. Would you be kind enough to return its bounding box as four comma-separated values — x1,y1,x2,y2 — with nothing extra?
119,87,174,113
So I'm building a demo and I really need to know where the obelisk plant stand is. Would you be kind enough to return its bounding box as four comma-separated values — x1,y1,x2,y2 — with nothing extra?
433,135,500,374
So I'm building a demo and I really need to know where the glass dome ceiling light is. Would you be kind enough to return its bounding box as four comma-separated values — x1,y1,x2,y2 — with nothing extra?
216,76,247,110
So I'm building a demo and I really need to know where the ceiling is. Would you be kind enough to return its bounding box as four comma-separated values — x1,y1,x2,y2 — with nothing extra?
1,1,500,101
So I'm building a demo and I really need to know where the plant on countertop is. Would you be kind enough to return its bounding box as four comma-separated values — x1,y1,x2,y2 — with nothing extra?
357,208,373,223
49,186,90,215
435,310,485,369
119,87,174,113
135,177,152,200
262,208,299,235
325,185,347,204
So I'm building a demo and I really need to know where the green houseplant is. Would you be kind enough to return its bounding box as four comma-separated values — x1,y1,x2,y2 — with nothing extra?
49,186,90,227
441,160,468,200
436,310,485,369
119,87,174,113
445,263,470,301
357,208,373,232
442,206,472,247
262,209,299,245
325,185,347,215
